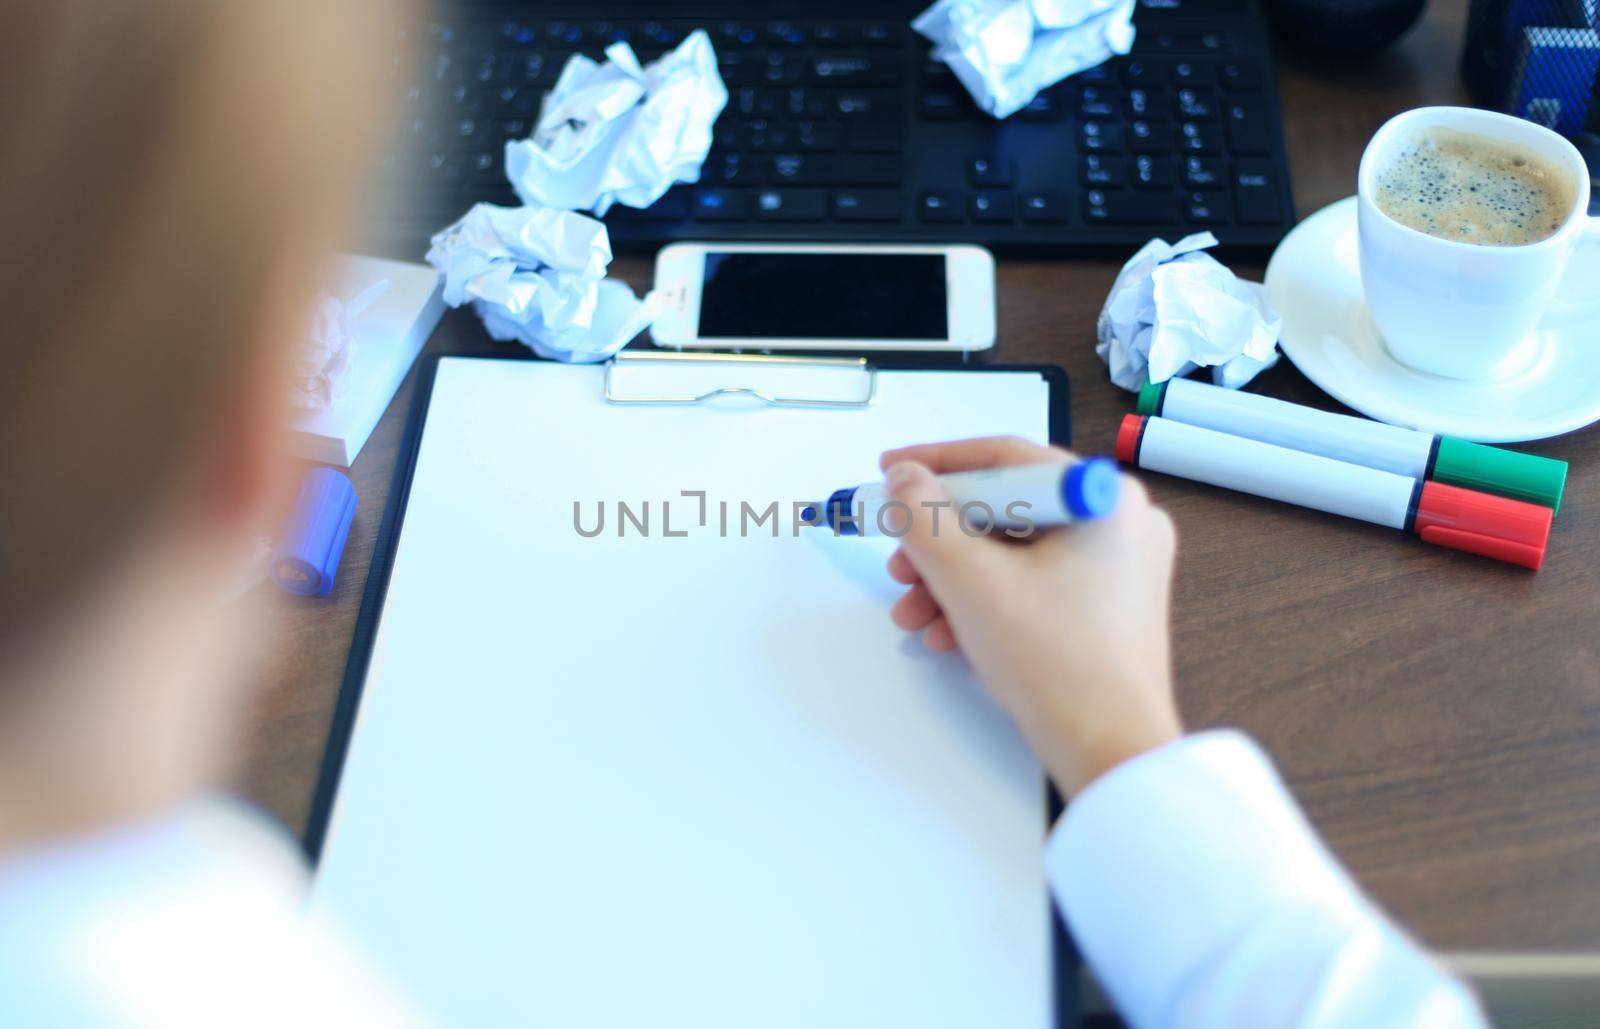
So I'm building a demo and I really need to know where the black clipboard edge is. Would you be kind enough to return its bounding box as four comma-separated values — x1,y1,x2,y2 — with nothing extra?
302,351,448,864
301,351,1081,1025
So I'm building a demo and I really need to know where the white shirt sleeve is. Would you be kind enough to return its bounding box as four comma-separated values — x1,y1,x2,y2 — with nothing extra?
1045,730,1486,1029
0,797,423,1029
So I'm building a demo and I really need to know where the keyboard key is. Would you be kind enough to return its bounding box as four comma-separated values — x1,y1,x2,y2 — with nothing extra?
719,53,759,87
857,23,901,47
811,55,904,87
450,118,488,150
640,22,680,47
1175,89,1219,120
467,150,501,186
832,190,903,221
847,123,902,151
1019,90,1065,120
1200,31,1229,50
711,153,763,185
969,191,1015,222
716,21,757,48
835,155,901,186
760,88,798,118
918,191,963,223
760,55,804,86
733,87,765,117
1125,87,1165,120
1183,156,1227,189
1128,121,1175,153
1081,121,1123,152
1120,59,1165,86
498,21,538,46
1085,189,1181,223
1078,86,1120,118
746,121,794,151
769,153,825,185
1082,154,1128,187
795,122,842,151
1224,97,1274,154
1178,122,1224,155
1171,60,1211,86
781,87,826,118
833,91,900,120
1019,192,1069,223
766,21,808,46
521,55,554,86
811,23,844,45
1072,63,1115,84
505,92,539,120
1185,190,1232,224
1140,30,1195,50
612,188,690,221
589,22,628,45
1233,160,1283,224
969,156,1012,187
423,151,464,187
1218,60,1263,90
920,57,954,85
1132,155,1177,188
754,188,826,220
920,91,962,119
692,189,750,220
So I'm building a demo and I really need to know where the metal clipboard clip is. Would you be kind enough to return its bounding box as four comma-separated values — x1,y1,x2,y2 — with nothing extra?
603,351,878,409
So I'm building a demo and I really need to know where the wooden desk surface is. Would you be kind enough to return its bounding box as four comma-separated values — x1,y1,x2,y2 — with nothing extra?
240,0,1600,952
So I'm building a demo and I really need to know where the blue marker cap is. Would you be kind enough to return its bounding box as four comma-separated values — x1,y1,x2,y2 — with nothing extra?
821,487,859,535
1063,457,1121,519
273,468,358,597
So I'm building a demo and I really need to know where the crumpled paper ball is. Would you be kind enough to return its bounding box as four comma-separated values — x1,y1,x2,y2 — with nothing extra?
504,30,727,216
290,280,389,411
1096,232,1283,392
914,0,1136,119
425,203,657,363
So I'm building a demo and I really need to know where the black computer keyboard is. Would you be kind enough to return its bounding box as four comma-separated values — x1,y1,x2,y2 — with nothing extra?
382,1,1295,256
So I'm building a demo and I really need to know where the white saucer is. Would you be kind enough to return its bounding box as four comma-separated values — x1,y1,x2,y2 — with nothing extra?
1264,196,1600,442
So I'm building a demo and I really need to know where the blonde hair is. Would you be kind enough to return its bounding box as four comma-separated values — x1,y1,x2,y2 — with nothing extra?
0,1,395,651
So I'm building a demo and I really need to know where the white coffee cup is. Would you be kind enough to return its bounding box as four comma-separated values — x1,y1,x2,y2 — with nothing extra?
1357,106,1600,380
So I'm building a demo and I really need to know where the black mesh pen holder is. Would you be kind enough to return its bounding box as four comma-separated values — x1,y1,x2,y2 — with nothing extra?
1462,0,1600,210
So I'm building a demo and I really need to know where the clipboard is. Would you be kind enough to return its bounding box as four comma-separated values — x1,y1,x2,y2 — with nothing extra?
306,350,1082,1028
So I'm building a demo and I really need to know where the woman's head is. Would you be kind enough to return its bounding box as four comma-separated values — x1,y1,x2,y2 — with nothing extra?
0,1,392,653
0,1,396,830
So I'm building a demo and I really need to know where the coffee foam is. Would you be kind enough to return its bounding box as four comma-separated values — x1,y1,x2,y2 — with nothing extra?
1373,127,1572,246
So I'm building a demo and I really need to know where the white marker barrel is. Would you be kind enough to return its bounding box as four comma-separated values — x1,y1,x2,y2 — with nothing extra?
1142,376,1434,478
1120,415,1417,529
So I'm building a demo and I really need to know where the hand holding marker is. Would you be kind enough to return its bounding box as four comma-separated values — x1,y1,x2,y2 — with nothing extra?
807,458,1123,537
1118,379,1562,570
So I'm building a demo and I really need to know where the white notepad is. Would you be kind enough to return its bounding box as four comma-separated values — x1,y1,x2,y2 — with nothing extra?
310,355,1057,1028
288,255,444,467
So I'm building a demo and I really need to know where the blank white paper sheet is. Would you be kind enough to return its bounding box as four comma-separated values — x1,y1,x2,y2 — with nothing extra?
310,356,1056,1028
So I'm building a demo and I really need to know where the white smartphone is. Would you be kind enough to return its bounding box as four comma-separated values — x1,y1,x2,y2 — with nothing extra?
650,242,996,352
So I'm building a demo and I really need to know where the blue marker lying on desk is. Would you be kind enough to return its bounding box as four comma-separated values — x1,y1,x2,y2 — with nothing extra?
806,458,1122,537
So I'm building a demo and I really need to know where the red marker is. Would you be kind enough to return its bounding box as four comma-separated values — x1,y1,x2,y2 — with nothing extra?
1116,415,1552,570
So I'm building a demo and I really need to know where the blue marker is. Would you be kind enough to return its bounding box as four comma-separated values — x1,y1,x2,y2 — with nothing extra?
807,458,1121,537
273,468,357,596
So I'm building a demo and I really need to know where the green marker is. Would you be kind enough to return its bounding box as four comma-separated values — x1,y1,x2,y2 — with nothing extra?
1137,377,1567,512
